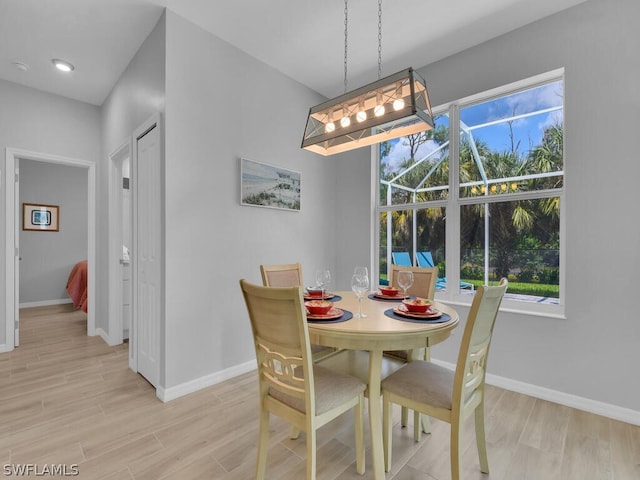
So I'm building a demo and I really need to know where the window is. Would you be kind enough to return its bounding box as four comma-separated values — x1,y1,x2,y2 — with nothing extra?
377,70,564,312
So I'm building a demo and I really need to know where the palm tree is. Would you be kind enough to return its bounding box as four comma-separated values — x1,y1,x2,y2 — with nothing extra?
380,119,563,287
461,123,563,281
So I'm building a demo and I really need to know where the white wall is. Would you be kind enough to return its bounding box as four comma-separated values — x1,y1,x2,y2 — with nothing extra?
2,0,635,420
19,160,88,304
99,13,166,336
396,0,639,414
331,151,373,289
0,80,100,347
161,0,640,418
161,11,371,392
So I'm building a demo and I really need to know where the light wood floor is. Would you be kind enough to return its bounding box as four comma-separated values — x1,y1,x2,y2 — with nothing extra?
1,304,638,479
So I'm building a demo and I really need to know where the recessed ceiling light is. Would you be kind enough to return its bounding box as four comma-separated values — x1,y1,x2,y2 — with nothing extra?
52,59,74,73
12,61,30,71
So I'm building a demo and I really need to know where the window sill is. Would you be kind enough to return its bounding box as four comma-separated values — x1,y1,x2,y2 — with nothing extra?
434,292,566,320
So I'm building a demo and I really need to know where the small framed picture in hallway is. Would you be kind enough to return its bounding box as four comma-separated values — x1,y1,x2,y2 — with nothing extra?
22,203,60,232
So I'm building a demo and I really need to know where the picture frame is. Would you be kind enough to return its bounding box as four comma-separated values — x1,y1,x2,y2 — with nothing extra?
240,158,301,211
22,203,60,232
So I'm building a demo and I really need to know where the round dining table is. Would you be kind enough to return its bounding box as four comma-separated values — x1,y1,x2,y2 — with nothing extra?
306,291,459,480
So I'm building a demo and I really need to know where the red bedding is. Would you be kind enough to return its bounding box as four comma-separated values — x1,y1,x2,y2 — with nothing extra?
66,260,88,313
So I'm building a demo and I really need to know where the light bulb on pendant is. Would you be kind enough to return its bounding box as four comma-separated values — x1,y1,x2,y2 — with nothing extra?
374,91,385,117
340,106,351,128
356,98,367,122
325,112,335,133
393,81,405,111
393,98,405,111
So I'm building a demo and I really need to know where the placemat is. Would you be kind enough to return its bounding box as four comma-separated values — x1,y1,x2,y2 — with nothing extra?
384,309,451,324
304,294,342,302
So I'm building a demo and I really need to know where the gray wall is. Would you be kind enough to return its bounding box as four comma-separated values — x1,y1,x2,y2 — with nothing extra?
157,0,640,415
1,0,637,418
0,80,100,346
99,13,166,335
19,160,88,304
407,0,639,412
162,11,371,389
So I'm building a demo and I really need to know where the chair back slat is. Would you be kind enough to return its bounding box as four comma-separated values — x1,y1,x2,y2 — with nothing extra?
455,279,508,407
257,342,306,399
260,263,303,287
240,280,314,406
389,264,438,300
463,342,489,397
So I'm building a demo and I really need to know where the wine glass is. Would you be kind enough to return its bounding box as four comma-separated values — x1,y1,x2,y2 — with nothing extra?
351,274,369,318
353,267,368,294
316,269,331,299
397,270,414,299
353,266,368,278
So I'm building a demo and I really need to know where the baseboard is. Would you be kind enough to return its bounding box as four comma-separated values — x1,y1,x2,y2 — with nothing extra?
148,356,640,426
96,328,120,346
431,359,640,426
19,298,73,308
157,360,256,403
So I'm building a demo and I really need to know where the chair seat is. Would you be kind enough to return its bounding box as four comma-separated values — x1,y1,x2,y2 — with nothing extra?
381,360,453,410
270,364,366,415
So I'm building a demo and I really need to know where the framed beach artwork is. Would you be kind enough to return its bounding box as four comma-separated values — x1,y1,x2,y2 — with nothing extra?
240,158,301,211
23,203,60,232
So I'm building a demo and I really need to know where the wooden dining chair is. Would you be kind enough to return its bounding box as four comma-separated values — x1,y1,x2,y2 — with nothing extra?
239,279,366,480
260,263,336,362
381,278,508,479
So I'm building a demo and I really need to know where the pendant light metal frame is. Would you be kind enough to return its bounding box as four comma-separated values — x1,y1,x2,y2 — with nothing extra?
301,67,434,156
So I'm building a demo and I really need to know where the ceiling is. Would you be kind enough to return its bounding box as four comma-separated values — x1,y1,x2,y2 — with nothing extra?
0,0,589,106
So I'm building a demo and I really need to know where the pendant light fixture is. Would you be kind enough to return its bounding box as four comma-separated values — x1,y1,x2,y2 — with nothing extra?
301,0,434,156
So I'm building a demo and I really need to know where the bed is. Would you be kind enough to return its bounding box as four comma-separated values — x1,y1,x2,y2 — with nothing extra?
66,260,88,313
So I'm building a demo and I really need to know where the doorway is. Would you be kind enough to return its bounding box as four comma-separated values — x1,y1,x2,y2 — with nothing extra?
108,113,162,388
108,140,132,347
3,148,96,352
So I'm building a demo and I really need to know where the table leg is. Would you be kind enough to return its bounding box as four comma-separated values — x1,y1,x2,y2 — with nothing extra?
368,348,384,479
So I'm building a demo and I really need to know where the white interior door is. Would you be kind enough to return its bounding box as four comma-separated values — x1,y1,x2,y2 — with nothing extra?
134,118,161,387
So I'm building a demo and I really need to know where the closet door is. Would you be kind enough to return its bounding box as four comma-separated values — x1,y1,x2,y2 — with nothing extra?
134,119,161,387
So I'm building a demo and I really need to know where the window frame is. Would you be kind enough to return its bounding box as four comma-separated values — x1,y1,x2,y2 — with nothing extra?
374,69,565,318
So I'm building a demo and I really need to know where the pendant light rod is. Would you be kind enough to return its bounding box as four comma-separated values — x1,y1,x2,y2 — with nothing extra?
378,0,382,79
344,0,349,93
